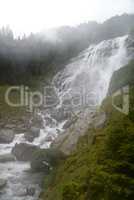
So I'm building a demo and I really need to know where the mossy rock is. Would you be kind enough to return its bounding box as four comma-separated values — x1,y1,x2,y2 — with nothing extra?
31,148,66,173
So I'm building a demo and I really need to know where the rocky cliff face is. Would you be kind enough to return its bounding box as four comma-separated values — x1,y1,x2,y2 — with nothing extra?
52,109,106,155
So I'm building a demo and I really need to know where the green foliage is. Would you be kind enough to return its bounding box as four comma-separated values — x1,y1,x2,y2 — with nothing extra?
88,116,134,200
62,182,83,200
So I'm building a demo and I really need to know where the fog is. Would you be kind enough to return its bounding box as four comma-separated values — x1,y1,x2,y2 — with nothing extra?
0,0,133,36
0,13,134,85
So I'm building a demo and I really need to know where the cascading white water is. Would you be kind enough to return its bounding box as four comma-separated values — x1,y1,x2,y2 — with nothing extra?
0,35,133,200
54,35,129,112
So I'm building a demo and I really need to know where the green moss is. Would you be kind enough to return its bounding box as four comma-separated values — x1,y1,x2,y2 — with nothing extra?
31,148,66,173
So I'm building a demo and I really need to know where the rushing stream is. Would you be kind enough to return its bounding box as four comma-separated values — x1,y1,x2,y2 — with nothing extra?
0,35,134,199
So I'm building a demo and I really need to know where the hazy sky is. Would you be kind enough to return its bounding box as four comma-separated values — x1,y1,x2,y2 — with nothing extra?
0,0,133,36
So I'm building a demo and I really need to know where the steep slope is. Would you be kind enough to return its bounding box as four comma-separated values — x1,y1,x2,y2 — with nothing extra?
42,61,134,200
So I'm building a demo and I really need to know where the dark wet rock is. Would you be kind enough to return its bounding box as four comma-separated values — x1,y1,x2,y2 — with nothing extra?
26,187,36,196
63,117,77,129
25,127,40,142
15,126,28,133
51,108,71,122
31,148,66,173
4,124,16,129
12,143,39,161
63,121,72,129
0,123,5,129
0,129,15,144
45,117,54,126
45,135,53,142
0,154,15,162
16,189,27,197
31,115,43,128
126,35,134,48
0,179,7,189
44,116,57,128
15,187,36,197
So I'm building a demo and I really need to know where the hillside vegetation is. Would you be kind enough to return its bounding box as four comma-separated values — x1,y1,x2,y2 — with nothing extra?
42,62,134,200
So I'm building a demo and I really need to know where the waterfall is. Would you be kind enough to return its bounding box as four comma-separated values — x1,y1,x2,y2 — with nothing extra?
1,34,133,200
35,35,133,148
54,35,129,111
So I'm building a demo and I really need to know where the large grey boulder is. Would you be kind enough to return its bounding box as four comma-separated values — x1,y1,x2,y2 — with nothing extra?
26,187,36,196
31,148,66,172
0,154,15,162
0,129,15,144
12,143,39,161
24,127,40,142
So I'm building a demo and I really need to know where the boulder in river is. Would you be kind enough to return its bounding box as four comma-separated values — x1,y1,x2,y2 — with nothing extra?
45,135,54,142
12,143,39,161
51,107,71,122
0,154,15,162
0,129,15,144
24,127,40,142
31,148,66,172
26,187,36,196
